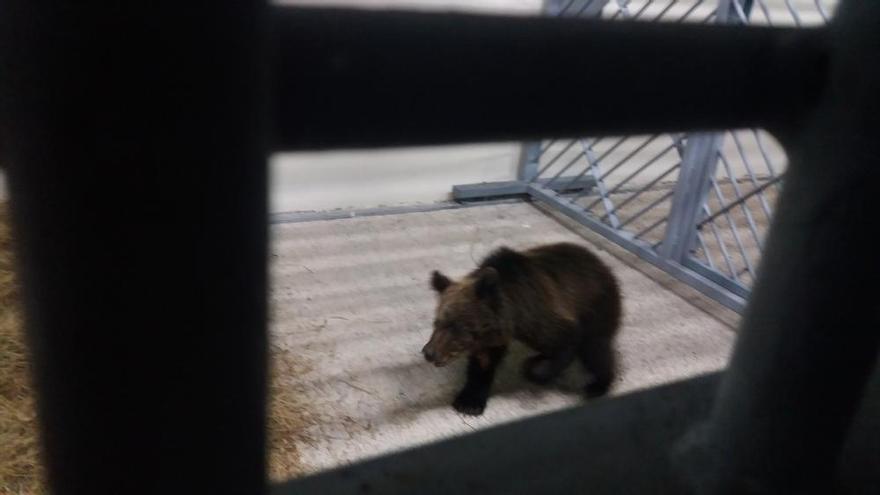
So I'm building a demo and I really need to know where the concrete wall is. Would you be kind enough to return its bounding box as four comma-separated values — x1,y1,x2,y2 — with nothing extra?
270,144,523,213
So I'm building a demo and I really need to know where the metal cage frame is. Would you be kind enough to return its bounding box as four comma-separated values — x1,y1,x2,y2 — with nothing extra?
453,0,835,312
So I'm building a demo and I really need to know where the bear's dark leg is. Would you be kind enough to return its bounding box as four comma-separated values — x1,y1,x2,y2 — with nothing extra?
578,335,616,398
523,348,576,384
453,345,507,416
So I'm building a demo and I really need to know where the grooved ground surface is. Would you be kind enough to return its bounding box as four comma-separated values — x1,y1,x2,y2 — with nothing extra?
268,202,736,480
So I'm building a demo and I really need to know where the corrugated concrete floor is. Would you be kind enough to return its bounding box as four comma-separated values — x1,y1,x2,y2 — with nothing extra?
269,201,738,480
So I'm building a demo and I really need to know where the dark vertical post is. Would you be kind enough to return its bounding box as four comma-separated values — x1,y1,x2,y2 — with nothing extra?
0,3,268,494
678,2,880,493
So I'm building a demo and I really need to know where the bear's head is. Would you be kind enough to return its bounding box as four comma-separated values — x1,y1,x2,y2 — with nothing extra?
421,267,505,367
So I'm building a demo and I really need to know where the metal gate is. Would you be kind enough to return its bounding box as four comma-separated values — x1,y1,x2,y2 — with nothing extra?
453,0,835,312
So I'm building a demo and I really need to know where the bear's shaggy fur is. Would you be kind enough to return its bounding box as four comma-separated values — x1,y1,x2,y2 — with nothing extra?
422,242,622,415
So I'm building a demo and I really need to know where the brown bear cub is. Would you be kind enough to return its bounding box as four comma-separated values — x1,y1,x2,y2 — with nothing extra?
422,242,622,416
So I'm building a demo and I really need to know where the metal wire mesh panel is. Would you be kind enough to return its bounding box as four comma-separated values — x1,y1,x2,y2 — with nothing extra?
533,134,685,249
520,0,836,309
549,0,836,25
690,130,785,291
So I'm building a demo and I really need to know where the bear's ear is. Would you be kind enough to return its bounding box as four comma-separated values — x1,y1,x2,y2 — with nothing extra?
474,267,499,299
431,270,452,293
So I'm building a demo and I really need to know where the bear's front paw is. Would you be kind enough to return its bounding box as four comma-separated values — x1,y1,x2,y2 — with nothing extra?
453,389,487,416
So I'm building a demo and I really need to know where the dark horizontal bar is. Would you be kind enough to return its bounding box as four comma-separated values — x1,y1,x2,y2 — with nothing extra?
452,176,596,200
683,256,751,299
273,372,722,495
270,365,880,494
272,7,829,151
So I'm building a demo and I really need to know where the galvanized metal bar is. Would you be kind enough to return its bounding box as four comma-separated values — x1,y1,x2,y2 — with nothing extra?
751,129,780,177
634,216,668,240
653,0,680,21
577,140,622,228
616,188,676,229
665,130,731,275
727,0,750,23
696,174,783,227
717,0,754,23
547,0,606,17
754,0,774,24
657,0,760,290
694,230,717,269
579,135,662,208
634,0,657,19
545,137,602,188
670,132,688,155
545,0,577,16
587,139,675,209
730,132,774,222
707,175,757,279
593,135,663,183
518,142,543,181
533,140,578,181
554,136,629,191
453,180,533,200
271,198,525,225
715,153,768,250
601,163,680,224
702,7,718,22
677,0,707,22
546,153,591,187
751,129,784,193
784,0,803,26
610,0,630,19
815,0,830,22
573,0,610,17
599,143,678,198
660,133,723,262
452,176,596,200
700,203,740,279
708,0,753,298
682,257,751,298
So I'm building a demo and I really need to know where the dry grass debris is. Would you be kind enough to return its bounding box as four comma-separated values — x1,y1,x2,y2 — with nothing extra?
0,203,45,494
0,202,314,491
